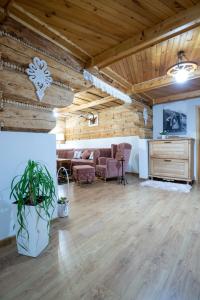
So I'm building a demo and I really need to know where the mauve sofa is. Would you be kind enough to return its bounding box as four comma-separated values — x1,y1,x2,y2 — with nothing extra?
56,148,112,171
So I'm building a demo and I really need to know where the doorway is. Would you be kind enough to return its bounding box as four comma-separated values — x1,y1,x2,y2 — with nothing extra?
196,106,200,182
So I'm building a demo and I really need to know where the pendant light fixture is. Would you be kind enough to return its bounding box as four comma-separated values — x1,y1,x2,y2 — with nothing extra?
167,51,198,83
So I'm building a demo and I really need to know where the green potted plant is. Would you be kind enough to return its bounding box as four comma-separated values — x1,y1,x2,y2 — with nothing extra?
10,160,56,257
57,197,69,217
159,130,168,139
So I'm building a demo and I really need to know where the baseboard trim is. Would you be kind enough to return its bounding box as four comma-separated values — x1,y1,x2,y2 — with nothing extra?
0,217,58,248
0,236,16,248
126,172,138,175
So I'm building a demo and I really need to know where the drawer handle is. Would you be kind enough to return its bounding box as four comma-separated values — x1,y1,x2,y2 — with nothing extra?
164,159,171,162
164,141,171,143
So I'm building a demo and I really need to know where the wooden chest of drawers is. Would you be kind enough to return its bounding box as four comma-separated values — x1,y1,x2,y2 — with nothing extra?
149,139,194,183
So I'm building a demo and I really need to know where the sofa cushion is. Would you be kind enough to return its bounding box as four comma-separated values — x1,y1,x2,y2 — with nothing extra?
71,159,94,166
81,150,90,159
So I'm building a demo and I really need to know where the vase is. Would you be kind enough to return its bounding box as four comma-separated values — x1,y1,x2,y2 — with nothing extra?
13,203,50,257
58,203,69,218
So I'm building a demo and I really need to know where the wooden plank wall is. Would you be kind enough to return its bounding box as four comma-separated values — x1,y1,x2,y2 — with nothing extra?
65,105,152,140
0,18,87,132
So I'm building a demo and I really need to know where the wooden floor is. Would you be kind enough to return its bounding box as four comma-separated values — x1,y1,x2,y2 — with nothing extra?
1,175,200,300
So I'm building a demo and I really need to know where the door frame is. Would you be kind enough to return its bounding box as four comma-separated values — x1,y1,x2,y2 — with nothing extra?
196,106,200,182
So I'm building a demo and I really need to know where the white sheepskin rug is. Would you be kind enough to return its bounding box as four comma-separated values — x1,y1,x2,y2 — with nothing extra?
140,180,192,193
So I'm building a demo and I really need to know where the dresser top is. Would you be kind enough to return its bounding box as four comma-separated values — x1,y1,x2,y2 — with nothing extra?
149,138,194,142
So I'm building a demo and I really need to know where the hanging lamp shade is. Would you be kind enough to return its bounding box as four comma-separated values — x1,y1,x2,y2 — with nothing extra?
167,51,198,83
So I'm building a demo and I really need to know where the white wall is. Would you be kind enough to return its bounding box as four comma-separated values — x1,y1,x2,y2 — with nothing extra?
153,98,200,178
60,136,140,173
0,132,57,240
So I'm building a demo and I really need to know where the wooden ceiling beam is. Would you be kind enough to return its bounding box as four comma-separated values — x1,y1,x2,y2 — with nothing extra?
154,89,200,105
130,69,200,94
60,96,122,113
88,3,200,68
99,67,132,90
74,86,93,97
0,7,6,23
0,0,14,23
7,2,90,62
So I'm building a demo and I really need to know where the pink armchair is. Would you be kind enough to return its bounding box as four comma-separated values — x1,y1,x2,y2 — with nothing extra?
96,143,132,180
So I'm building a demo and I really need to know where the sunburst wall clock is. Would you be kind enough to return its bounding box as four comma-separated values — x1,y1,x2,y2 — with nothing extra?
26,57,53,101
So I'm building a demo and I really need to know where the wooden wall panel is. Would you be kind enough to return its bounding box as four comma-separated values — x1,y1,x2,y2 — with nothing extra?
65,105,152,140
0,69,74,108
0,18,88,132
0,101,55,132
0,35,88,90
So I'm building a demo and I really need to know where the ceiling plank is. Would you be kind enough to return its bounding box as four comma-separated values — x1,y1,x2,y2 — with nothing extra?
154,89,200,104
88,3,200,68
60,96,123,112
7,2,90,62
130,69,200,94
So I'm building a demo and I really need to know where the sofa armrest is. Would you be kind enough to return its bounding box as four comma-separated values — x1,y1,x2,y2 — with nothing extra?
98,157,109,165
106,158,122,169
93,150,100,164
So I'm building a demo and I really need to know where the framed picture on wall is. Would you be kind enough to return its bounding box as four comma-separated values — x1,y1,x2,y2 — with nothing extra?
163,109,187,135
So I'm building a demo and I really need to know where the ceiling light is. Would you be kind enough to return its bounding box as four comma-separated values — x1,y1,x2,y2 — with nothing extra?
174,69,188,83
167,51,197,84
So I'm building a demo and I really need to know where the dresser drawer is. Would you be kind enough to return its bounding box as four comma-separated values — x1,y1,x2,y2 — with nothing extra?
149,140,189,159
150,158,189,179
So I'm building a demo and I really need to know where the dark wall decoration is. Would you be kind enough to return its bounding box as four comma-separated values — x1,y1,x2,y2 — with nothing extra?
163,109,187,135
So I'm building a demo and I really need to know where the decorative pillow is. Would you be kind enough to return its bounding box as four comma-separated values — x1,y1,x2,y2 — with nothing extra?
81,150,90,159
73,151,78,159
89,151,94,160
77,150,82,159
73,150,82,159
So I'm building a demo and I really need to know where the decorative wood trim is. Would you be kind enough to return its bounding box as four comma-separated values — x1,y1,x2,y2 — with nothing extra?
154,89,200,105
88,3,200,68
2,96,53,112
0,30,82,72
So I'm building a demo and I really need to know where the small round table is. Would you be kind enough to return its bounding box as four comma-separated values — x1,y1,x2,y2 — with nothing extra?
118,158,128,186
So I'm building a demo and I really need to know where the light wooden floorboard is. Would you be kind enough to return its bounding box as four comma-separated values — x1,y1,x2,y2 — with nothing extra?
1,175,200,300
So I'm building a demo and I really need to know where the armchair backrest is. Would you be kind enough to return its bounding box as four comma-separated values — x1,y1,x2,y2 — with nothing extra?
116,143,132,171
57,149,74,159
111,144,117,158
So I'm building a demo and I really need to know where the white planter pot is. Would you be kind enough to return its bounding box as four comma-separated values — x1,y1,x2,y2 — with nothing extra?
161,135,166,139
13,203,50,257
58,203,69,217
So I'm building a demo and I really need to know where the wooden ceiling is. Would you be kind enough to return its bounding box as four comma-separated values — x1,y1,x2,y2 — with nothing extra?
59,87,123,114
4,0,199,59
109,28,200,85
1,0,200,108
